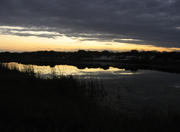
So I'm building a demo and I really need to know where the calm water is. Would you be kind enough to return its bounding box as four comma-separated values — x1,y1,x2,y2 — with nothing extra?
3,62,180,113
2,62,141,79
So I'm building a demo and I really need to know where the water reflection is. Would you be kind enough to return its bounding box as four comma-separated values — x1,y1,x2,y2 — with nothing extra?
2,62,180,114
2,62,140,78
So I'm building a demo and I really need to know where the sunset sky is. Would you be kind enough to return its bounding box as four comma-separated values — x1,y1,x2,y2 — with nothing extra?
0,0,180,52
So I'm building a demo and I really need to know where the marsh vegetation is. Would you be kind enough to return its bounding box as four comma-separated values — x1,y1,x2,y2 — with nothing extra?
0,50,180,131
0,62,180,131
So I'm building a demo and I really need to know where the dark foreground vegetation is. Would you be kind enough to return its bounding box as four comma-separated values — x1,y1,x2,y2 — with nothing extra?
0,50,180,73
0,64,180,131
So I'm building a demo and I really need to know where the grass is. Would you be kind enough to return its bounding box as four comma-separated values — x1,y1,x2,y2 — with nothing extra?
0,64,180,131
0,64,107,131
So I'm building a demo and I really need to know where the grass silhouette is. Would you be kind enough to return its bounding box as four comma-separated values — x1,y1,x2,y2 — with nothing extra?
0,64,180,131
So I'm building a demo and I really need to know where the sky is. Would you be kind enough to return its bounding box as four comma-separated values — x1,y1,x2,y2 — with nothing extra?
0,0,180,52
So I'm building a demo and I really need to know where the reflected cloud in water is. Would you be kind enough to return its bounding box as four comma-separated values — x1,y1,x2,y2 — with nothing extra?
2,62,180,113
2,62,140,78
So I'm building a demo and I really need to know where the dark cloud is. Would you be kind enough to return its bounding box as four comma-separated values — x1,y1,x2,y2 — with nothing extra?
0,0,180,48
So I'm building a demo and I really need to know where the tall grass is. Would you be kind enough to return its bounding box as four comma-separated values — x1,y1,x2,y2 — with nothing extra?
1,63,180,131
0,64,108,131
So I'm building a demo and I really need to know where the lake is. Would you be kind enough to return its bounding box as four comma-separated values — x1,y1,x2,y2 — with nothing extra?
2,62,180,114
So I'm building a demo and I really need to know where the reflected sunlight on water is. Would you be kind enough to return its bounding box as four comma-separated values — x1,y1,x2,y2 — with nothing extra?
2,62,180,113
2,62,139,78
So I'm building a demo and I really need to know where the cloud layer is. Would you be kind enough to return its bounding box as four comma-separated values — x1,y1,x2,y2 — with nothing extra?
0,0,180,47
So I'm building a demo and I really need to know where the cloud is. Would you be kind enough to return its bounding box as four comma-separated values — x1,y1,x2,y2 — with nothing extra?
0,0,180,48
0,26,62,38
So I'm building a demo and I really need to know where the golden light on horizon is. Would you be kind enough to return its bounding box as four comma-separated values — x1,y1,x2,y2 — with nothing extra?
0,33,180,52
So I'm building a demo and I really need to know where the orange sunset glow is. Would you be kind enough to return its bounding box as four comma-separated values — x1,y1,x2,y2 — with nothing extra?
0,33,179,52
